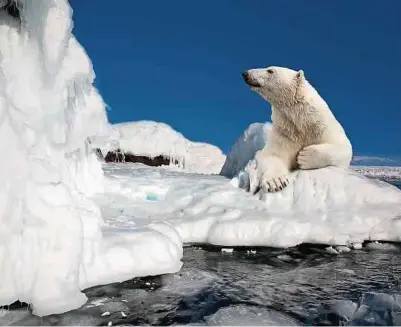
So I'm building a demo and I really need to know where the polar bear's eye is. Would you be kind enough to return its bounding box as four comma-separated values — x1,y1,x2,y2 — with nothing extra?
267,69,274,74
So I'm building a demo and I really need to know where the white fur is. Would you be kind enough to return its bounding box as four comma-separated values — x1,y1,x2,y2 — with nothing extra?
242,66,352,193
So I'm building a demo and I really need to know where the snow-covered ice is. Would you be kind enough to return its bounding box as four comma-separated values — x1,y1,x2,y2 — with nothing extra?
98,162,401,249
0,0,181,316
0,0,105,315
92,120,226,174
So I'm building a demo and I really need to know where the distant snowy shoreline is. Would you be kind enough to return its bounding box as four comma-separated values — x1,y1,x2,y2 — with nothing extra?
351,166,401,182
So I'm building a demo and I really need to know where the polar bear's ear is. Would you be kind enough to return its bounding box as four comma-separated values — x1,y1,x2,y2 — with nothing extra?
294,70,305,102
296,70,304,81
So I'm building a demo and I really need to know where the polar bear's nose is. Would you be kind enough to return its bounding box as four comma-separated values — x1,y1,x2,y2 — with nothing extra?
242,72,253,84
242,71,260,87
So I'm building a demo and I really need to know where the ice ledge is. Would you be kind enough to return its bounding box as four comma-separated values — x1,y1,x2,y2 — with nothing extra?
210,166,401,248
101,164,401,250
233,166,401,213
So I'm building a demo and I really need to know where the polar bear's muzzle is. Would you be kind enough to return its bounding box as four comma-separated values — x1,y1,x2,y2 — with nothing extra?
242,72,261,88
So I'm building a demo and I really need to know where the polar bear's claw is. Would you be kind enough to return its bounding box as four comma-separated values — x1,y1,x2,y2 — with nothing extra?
265,176,289,193
248,175,289,194
279,176,289,187
252,185,261,195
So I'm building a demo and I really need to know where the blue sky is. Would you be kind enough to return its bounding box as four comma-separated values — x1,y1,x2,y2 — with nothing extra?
70,0,401,157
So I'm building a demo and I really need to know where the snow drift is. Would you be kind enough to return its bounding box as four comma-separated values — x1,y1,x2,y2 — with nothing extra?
0,0,182,316
92,121,226,174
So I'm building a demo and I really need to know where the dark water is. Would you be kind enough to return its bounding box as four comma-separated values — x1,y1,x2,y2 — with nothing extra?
391,181,401,188
3,183,401,326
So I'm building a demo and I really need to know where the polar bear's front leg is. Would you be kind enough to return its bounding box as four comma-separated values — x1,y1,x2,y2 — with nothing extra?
259,155,290,193
297,143,352,169
245,152,290,194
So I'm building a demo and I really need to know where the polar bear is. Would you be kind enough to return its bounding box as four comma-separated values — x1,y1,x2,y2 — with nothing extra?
242,66,352,193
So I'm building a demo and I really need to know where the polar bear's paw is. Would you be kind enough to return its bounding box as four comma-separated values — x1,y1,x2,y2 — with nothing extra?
242,156,290,194
297,144,333,170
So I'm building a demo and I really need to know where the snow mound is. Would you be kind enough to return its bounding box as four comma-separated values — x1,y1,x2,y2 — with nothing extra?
93,121,226,174
220,122,271,178
0,1,181,316
186,141,227,175
112,121,189,167
100,163,401,249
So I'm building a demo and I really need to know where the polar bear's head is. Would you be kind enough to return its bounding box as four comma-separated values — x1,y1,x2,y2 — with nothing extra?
242,66,305,105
